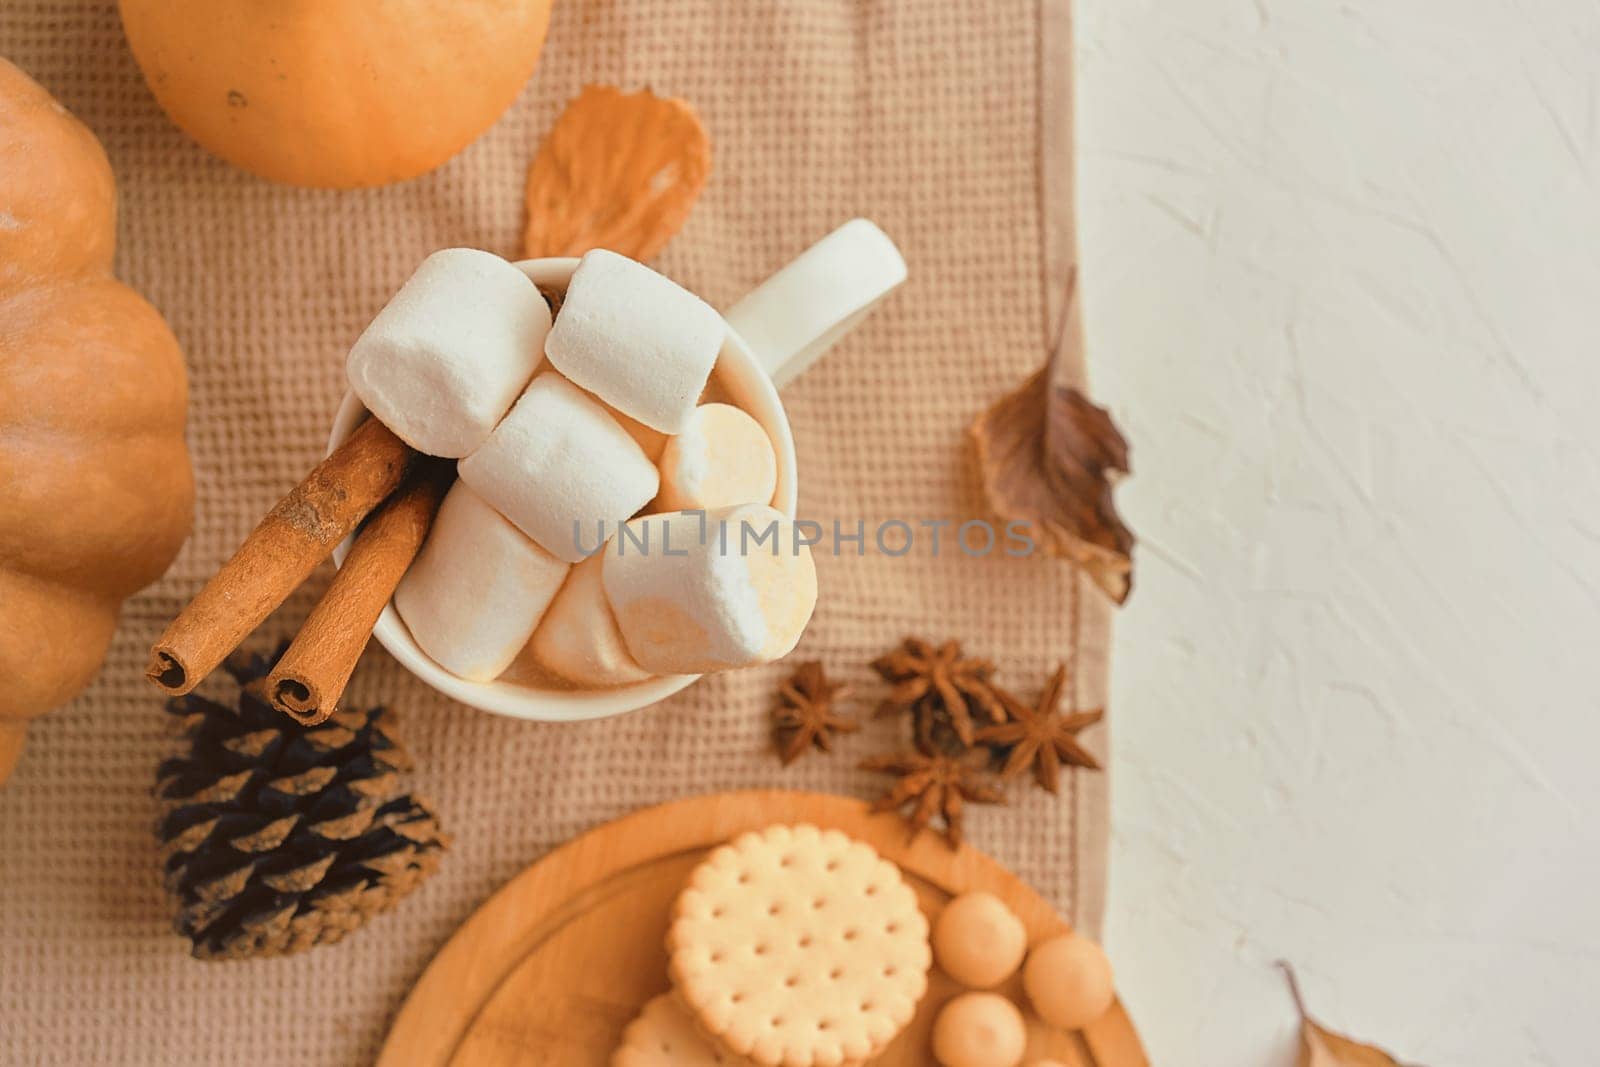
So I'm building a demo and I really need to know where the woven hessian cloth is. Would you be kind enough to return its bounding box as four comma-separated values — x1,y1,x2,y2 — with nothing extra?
0,2,1109,1062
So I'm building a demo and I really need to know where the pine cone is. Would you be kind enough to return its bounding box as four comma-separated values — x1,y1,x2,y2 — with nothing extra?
155,648,448,961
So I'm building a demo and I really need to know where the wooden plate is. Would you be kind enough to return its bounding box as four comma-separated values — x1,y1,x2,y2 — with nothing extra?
380,790,1147,1066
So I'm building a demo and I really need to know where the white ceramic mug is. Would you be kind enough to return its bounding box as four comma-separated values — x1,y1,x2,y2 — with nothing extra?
325,219,907,722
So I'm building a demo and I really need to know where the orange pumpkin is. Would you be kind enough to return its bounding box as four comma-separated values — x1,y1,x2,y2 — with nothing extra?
0,59,194,785
119,0,556,189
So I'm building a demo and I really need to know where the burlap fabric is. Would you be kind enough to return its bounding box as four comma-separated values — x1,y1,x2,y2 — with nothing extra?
0,2,1108,1063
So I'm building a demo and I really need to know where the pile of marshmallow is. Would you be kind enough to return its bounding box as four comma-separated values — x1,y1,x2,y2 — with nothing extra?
345,247,818,689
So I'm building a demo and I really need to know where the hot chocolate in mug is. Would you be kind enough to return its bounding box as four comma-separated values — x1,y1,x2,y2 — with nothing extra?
325,219,907,722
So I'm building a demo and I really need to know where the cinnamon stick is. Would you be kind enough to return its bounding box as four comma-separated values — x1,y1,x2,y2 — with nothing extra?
266,461,453,726
147,418,417,696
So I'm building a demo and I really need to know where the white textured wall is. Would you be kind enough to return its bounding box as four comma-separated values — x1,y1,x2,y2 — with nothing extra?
1081,2,1600,1064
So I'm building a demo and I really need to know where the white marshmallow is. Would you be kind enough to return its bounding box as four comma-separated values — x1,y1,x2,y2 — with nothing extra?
602,398,671,462
602,503,818,675
656,403,778,512
348,248,550,458
516,550,654,688
458,371,659,563
544,249,724,434
394,483,569,682
527,352,669,461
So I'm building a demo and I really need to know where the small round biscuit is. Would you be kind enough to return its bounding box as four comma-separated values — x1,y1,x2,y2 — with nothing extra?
613,994,757,1066
669,824,932,1067
933,892,1028,989
1022,933,1114,1030
931,992,1027,1067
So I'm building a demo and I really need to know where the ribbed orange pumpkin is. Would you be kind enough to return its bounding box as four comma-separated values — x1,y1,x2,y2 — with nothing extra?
0,59,194,785
119,0,555,189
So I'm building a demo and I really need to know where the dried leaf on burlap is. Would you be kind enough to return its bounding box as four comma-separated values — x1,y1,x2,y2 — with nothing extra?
1280,962,1420,1067
970,286,1135,604
524,84,712,261
971,366,1134,604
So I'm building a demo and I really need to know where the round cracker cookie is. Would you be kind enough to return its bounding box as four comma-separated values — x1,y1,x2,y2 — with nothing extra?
613,993,758,1066
668,824,931,1067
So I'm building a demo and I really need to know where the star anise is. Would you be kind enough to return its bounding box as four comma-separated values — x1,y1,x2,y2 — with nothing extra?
872,638,1008,750
860,751,1004,848
902,698,973,759
772,661,856,765
976,665,1103,794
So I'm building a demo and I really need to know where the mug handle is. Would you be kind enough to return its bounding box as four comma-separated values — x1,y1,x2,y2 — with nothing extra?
723,219,907,388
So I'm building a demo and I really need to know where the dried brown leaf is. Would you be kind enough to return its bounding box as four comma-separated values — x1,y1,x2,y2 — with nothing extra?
971,365,1134,604
523,85,711,261
1280,962,1419,1067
